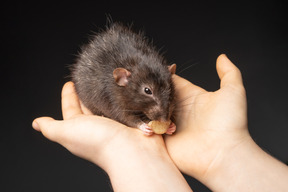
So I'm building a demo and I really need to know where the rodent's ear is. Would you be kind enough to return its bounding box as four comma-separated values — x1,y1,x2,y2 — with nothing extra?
168,64,177,74
113,68,131,86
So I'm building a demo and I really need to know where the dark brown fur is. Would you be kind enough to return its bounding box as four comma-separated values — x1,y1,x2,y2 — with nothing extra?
70,23,175,128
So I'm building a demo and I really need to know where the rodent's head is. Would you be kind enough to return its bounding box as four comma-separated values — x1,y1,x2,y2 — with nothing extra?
113,63,176,122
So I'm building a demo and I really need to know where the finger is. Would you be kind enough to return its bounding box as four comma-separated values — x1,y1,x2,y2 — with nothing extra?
216,54,244,88
61,81,83,119
32,117,63,142
80,101,94,115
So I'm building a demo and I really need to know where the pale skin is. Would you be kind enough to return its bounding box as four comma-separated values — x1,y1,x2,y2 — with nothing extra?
32,79,192,191
165,54,288,191
32,54,288,191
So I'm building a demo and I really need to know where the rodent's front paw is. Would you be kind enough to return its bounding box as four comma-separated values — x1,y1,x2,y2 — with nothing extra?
165,122,176,135
138,123,154,136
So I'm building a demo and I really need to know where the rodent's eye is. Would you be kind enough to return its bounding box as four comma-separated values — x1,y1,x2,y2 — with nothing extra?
144,87,152,95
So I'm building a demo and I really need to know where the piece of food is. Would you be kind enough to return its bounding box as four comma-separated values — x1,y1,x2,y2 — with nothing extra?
148,120,171,134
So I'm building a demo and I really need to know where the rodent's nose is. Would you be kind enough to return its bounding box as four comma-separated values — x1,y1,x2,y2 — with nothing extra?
154,112,170,122
147,104,171,121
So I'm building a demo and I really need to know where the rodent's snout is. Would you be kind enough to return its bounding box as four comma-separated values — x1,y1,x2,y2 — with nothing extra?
145,104,171,122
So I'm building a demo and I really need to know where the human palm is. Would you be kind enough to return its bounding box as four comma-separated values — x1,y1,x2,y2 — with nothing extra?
165,54,249,181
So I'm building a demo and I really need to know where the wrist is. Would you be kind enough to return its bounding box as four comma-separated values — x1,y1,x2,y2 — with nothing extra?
95,128,166,170
201,132,288,192
201,134,255,191
99,129,192,191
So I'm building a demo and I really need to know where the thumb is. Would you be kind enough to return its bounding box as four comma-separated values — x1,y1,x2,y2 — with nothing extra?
32,117,63,142
216,54,244,88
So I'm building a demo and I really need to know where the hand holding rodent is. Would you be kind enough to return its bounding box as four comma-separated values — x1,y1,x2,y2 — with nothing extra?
32,82,191,192
32,82,129,167
32,54,288,191
165,54,248,178
165,54,288,191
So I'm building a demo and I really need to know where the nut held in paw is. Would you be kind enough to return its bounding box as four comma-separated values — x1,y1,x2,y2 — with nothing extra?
148,120,171,134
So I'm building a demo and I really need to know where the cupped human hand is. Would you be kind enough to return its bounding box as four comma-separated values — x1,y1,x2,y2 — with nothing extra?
32,81,169,170
165,54,250,183
32,81,192,192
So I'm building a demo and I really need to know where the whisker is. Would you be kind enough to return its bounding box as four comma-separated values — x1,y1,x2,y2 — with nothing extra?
173,110,195,115
120,109,142,112
120,110,148,120
173,91,207,106
176,61,199,75
172,111,196,119
174,103,195,109
174,94,196,105
175,97,192,105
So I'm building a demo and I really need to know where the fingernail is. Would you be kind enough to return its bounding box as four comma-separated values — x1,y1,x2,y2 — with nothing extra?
32,120,40,131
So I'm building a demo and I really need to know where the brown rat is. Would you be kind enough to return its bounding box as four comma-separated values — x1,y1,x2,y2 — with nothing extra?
70,22,176,135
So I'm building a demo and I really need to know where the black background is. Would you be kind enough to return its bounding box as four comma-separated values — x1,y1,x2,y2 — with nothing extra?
1,1,288,191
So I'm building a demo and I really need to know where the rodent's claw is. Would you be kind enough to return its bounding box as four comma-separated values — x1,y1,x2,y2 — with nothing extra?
139,123,154,136
166,122,176,135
